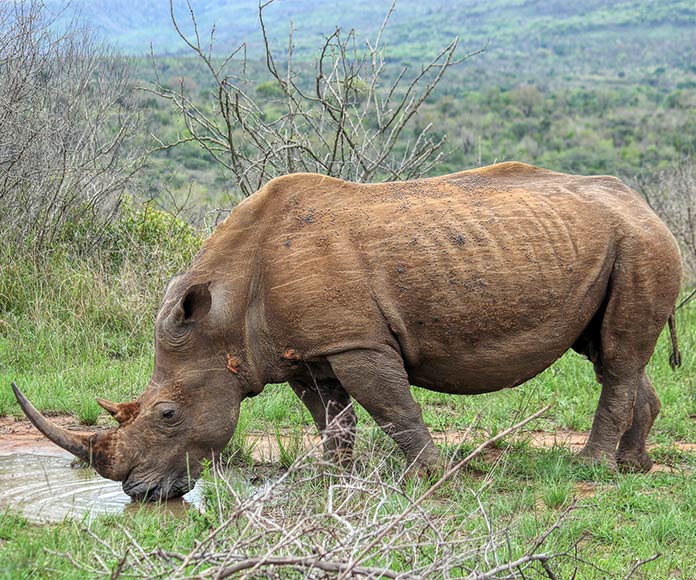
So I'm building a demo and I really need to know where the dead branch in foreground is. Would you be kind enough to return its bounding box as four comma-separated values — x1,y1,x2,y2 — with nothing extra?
54,405,660,579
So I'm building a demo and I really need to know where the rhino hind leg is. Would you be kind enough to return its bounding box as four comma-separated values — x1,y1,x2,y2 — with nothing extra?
327,348,441,473
578,372,640,469
289,377,357,465
616,371,660,472
577,250,677,471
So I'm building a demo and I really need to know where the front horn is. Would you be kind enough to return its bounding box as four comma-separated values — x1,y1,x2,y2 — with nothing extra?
12,382,98,465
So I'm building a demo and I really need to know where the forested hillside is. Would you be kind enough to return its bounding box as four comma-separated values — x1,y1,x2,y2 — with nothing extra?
141,54,696,204
35,0,696,232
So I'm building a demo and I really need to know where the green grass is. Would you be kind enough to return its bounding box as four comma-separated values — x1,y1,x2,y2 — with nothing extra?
1,443,695,578
0,250,157,420
1,241,695,578
0,207,200,421
0,508,211,579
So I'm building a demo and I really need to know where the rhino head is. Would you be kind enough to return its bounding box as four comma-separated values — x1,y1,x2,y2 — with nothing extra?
13,278,247,501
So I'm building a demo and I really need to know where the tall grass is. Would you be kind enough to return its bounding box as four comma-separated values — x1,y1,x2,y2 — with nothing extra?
0,200,201,420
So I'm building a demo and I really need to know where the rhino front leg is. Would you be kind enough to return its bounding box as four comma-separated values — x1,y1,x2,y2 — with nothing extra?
289,377,357,465
327,348,441,473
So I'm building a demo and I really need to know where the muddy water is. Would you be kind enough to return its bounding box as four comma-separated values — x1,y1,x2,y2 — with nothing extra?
0,451,202,523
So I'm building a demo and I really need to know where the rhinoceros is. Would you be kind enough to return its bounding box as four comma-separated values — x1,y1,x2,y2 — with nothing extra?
13,162,682,500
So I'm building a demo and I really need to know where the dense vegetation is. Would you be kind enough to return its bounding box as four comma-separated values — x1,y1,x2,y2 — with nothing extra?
128,0,696,213
142,57,696,208
2,1,696,578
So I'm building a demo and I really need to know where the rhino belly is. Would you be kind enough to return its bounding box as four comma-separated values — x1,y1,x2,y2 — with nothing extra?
406,336,575,395
397,267,610,395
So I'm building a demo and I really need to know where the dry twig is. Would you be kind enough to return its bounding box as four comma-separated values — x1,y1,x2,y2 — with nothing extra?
148,0,482,199
0,1,142,253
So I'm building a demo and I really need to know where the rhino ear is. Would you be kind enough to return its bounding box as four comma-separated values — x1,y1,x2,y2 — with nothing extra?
173,281,212,324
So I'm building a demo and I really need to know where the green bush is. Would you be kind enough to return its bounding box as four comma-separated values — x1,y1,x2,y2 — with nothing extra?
115,195,201,263
0,196,204,419
255,81,285,99
58,195,202,271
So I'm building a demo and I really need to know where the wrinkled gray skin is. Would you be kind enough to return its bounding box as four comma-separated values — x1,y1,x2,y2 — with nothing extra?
15,163,682,500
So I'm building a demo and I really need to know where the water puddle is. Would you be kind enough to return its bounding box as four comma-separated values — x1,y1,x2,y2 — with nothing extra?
0,451,201,523
0,415,301,523
0,417,206,523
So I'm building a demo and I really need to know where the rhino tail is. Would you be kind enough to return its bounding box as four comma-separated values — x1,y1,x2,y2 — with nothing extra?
668,312,681,370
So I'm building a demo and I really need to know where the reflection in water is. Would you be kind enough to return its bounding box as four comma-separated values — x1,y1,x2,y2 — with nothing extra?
0,453,202,523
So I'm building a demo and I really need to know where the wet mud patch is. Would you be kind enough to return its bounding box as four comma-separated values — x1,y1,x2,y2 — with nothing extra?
573,482,598,498
244,431,322,463
0,414,98,457
433,428,694,474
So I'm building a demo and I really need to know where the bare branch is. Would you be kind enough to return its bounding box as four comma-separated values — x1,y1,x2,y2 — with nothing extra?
0,1,143,254
150,0,478,200
54,403,654,580
637,157,696,282
622,553,661,580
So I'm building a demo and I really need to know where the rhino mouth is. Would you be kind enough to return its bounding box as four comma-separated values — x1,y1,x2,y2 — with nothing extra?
123,477,193,501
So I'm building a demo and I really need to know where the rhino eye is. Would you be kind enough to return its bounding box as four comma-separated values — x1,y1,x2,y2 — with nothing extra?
155,403,180,424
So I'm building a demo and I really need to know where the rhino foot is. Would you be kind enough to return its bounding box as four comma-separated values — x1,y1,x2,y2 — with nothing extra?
403,454,445,482
576,445,618,470
616,451,653,473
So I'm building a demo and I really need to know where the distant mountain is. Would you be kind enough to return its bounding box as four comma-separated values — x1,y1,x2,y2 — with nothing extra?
46,0,696,74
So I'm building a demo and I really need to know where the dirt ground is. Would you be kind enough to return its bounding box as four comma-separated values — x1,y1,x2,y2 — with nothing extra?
1,415,693,471
0,415,92,457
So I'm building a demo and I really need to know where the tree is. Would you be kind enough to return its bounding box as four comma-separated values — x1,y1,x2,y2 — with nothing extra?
0,0,142,253
149,0,481,198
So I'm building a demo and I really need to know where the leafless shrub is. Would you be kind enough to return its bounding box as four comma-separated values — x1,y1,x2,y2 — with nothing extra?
148,0,481,200
58,406,656,579
638,157,696,283
0,0,143,254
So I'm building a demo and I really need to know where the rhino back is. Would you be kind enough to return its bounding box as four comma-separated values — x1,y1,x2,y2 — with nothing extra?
225,164,677,393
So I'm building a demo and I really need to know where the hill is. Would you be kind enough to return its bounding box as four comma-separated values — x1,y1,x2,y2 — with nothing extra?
39,1,696,214
48,0,696,81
